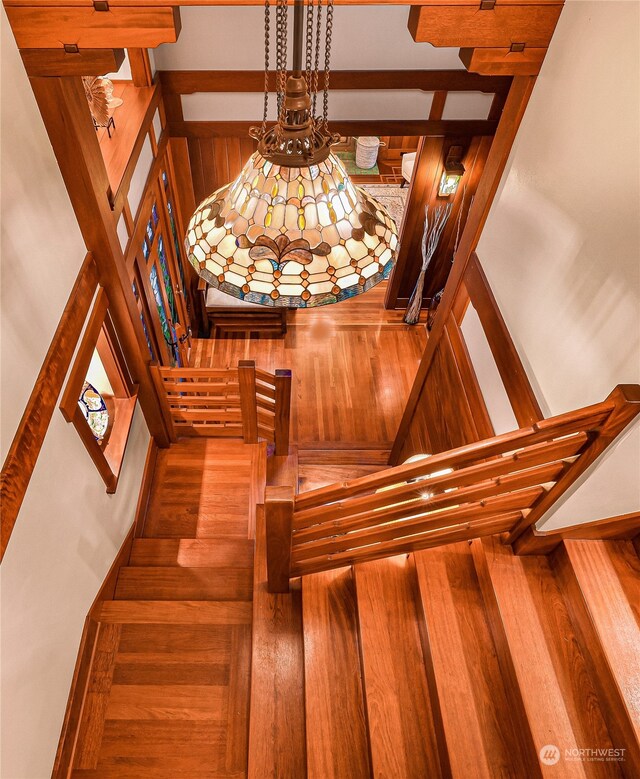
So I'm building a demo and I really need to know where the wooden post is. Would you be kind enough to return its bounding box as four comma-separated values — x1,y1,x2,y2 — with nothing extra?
238,360,258,443
28,75,171,448
148,363,177,443
508,384,640,546
265,485,295,593
274,369,292,456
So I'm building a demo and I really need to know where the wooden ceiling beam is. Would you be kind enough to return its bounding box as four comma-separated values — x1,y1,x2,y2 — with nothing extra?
19,47,125,77
159,69,511,95
5,6,181,49
460,46,547,76
408,4,562,49
167,119,499,139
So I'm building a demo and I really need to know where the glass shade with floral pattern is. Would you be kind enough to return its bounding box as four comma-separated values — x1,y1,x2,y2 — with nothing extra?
185,150,398,308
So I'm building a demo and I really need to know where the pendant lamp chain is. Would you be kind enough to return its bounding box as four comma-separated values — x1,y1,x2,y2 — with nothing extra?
261,0,270,135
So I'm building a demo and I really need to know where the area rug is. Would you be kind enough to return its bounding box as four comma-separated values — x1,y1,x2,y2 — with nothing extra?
359,184,408,229
336,151,380,176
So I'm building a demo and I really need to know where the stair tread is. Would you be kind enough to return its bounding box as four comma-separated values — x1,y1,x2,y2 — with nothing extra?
474,537,622,778
556,539,640,776
114,567,253,601
354,555,447,778
302,567,371,779
129,538,254,568
248,505,306,779
414,543,532,778
298,463,387,492
99,600,252,624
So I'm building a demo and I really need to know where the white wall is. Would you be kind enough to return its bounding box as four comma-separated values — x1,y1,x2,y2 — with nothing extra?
1,12,150,778
476,0,640,529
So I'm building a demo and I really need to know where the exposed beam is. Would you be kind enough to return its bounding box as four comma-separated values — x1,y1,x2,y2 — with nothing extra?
168,119,499,139
408,4,562,48
5,6,181,49
159,69,511,95
19,47,125,77
460,47,546,77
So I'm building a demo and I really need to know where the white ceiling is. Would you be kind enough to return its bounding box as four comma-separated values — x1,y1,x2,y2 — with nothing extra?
154,5,465,71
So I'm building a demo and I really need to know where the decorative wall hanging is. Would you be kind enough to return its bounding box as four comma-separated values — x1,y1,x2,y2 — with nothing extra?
82,76,123,139
403,203,452,324
185,0,399,308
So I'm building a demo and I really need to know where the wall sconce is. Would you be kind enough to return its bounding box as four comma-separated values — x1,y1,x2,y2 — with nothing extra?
438,146,465,197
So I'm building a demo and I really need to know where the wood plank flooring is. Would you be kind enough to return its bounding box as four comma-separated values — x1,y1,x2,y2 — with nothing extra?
70,440,261,779
191,282,427,448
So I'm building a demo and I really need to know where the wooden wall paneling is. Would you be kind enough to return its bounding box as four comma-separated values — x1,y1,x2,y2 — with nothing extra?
464,253,543,427
423,135,493,303
0,254,98,561
460,47,547,76
384,135,444,308
127,48,153,87
390,76,537,465
408,5,562,48
6,6,182,49
20,47,125,77
29,75,171,447
187,137,207,206
159,69,510,95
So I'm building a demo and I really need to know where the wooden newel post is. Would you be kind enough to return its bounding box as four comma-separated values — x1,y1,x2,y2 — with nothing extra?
274,369,292,456
238,360,258,443
148,362,177,443
265,485,295,593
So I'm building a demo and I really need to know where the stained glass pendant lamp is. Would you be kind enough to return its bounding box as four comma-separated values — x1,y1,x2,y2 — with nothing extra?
185,0,398,307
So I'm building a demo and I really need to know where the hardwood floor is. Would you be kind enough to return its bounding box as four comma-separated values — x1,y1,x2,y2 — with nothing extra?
191,282,427,449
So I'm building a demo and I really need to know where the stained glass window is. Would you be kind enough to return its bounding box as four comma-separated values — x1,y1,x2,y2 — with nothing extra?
78,381,109,442
146,219,155,245
167,200,187,290
162,170,169,190
152,202,160,226
150,263,174,365
158,235,178,322
142,239,150,261
140,312,154,360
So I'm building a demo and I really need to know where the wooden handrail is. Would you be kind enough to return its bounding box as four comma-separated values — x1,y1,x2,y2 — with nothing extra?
263,384,640,589
152,360,292,448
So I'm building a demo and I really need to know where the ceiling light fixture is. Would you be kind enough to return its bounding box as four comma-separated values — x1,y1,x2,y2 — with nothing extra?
185,0,399,308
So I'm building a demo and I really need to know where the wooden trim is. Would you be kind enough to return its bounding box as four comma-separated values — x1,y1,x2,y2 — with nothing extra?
507,385,640,544
512,510,640,555
238,360,259,443
274,370,292,456
168,119,499,139
0,253,98,561
4,0,565,6
6,6,182,49
265,485,295,593
464,253,544,427
132,438,158,539
29,75,171,447
390,76,537,465
20,47,125,77
128,48,153,87
159,69,510,95
59,288,109,422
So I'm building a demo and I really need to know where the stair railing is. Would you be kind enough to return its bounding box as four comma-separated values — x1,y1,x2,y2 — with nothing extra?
149,359,291,452
265,384,639,591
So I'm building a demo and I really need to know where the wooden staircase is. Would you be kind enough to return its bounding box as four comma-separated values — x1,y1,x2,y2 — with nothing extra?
58,434,639,779
252,525,639,778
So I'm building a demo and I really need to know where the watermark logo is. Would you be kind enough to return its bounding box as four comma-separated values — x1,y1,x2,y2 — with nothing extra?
540,745,561,766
